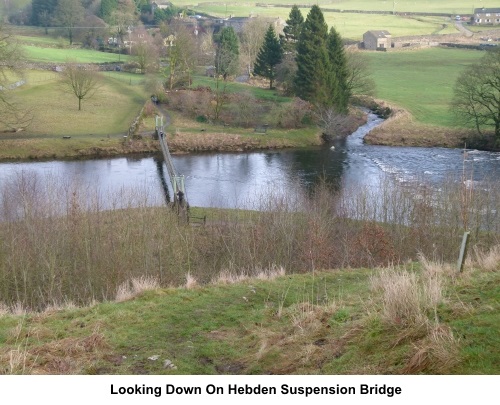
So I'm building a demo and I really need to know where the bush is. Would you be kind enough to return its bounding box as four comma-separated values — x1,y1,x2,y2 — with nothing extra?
268,98,313,129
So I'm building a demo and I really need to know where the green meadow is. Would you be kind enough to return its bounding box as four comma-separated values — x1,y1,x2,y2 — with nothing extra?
367,47,484,127
14,70,147,136
22,45,131,64
175,0,498,15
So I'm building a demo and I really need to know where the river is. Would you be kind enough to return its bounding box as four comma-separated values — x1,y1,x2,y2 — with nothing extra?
1,113,500,210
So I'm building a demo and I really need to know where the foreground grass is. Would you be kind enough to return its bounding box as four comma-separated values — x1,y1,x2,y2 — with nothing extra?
0,263,497,375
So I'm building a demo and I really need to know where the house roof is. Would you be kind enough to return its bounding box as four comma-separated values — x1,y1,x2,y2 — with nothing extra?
474,7,500,14
365,30,391,38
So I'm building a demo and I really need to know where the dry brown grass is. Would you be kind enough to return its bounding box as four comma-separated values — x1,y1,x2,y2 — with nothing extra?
370,265,444,328
185,272,198,289
364,100,473,148
213,265,286,285
26,328,108,374
403,324,461,374
115,276,160,302
472,245,500,271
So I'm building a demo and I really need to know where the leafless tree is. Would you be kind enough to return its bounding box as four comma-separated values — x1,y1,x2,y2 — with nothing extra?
130,27,159,74
452,49,500,142
239,17,268,75
0,24,33,131
61,63,102,110
110,8,136,47
198,27,215,65
53,0,85,45
345,48,376,97
315,107,351,140
164,23,197,89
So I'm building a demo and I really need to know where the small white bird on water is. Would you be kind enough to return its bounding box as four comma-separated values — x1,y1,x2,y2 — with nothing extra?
330,146,335,150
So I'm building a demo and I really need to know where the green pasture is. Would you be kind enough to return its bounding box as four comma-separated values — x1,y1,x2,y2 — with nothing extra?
11,70,147,136
177,0,497,15
188,4,459,40
326,13,457,39
367,47,484,126
21,45,131,64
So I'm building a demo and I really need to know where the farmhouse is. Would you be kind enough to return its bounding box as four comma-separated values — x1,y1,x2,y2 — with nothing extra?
363,30,392,50
473,7,500,25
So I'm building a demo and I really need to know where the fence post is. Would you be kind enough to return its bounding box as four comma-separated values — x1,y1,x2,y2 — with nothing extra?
457,231,470,273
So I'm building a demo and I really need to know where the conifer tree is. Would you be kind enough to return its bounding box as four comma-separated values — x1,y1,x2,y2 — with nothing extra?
294,5,335,107
215,26,240,78
294,5,350,111
31,0,58,26
280,5,304,52
327,26,350,112
253,25,283,89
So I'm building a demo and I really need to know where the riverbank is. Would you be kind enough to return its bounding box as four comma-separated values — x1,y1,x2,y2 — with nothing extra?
361,99,476,148
0,127,324,161
0,99,489,162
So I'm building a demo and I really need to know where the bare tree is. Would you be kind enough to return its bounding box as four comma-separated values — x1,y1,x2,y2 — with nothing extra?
345,48,376,98
109,8,136,47
452,49,500,142
61,63,101,110
164,23,197,89
53,0,85,45
239,17,268,75
130,27,159,74
315,107,351,140
0,24,32,131
198,27,215,65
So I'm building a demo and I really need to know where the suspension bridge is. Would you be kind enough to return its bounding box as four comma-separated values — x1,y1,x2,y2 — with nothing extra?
155,115,189,221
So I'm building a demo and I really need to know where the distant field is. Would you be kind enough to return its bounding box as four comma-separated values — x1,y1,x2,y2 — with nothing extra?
367,47,483,126
22,45,131,64
186,5,458,39
176,0,498,14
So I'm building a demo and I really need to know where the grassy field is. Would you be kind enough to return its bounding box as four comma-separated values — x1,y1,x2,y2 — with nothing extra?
22,71,146,135
0,70,147,142
0,261,498,374
188,5,459,40
175,0,499,15
21,45,131,64
367,47,483,127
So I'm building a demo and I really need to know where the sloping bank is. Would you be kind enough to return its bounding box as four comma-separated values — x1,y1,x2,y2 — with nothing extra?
362,99,476,148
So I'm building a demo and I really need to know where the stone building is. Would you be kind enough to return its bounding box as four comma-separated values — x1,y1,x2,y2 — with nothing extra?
363,30,392,50
473,7,500,25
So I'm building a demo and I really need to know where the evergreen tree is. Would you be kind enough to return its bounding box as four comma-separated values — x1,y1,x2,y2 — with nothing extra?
294,5,335,107
31,0,58,26
327,27,350,112
253,25,283,89
215,26,239,78
280,5,304,52
294,5,351,111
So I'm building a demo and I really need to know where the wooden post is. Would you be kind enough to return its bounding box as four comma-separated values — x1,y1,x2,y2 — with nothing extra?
457,231,470,273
